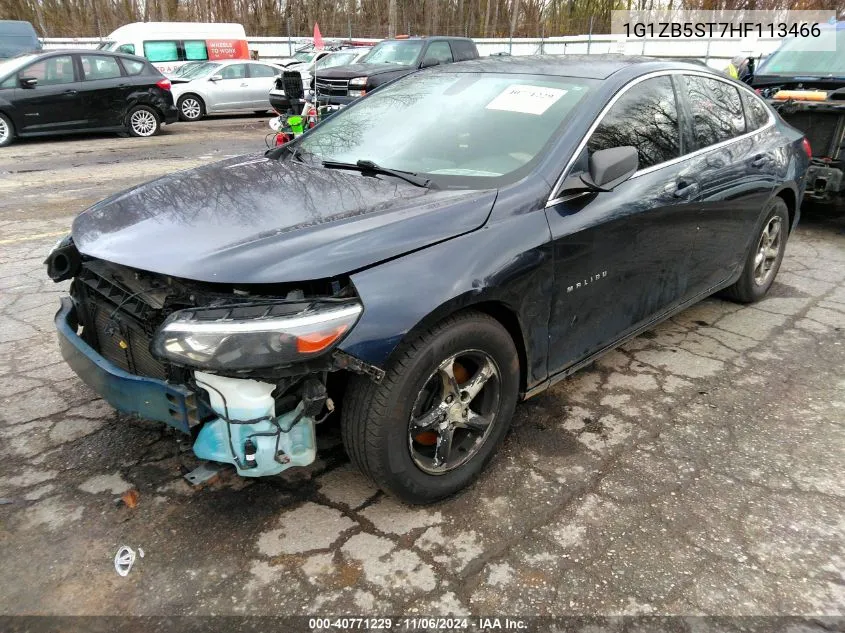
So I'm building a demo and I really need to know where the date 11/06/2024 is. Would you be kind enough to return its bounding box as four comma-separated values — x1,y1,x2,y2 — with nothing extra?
308,617,529,630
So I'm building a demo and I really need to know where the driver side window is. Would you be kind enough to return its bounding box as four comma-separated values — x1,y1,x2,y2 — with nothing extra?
220,64,246,80
20,55,76,86
588,76,681,170
425,42,453,65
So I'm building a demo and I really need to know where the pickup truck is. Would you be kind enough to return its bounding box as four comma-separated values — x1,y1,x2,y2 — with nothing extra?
311,36,479,105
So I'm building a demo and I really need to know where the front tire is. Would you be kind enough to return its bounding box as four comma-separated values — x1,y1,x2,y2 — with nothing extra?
177,94,205,121
127,106,161,137
723,197,789,303
0,112,14,147
342,312,519,504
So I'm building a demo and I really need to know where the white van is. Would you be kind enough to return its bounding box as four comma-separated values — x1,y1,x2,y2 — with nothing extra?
96,22,249,74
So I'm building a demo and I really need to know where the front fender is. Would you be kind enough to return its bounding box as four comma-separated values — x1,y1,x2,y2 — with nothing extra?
338,207,554,390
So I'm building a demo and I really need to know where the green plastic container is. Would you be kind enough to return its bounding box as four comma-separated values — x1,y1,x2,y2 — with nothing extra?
287,115,304,135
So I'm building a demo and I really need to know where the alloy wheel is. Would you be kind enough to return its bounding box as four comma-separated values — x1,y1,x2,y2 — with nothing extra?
130,109,157,136
181,98,201,120
0,117,9,145
753,215,782,286
408,350,501,475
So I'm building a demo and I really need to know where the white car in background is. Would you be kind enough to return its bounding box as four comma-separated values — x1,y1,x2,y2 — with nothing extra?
268,47,372,113
171,59,283,121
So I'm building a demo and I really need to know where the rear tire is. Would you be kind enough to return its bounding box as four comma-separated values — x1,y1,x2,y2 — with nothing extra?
0,112,14,147
177,94,205,122
723,197,789,303
127,106,161,137
341,311,520,504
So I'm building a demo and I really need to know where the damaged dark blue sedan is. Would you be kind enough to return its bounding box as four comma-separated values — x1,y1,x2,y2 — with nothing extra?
47,55,809,503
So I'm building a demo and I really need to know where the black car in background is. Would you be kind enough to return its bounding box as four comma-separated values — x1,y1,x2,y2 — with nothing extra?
48,56,808,504
751,23,845,205
312,36,479,104
0,49,177,147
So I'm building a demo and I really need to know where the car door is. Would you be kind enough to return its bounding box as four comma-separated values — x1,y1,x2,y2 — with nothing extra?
544,74,702,373
678,74,779,293
205,63,248,111
12,54,85,133
78,53,127,128
245,63,278,108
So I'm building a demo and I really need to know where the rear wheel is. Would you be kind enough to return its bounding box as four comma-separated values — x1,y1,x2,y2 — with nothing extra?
0,113,14,147
342,312,519,504
723,197,789,303
127,106,161,137
178,95,205,122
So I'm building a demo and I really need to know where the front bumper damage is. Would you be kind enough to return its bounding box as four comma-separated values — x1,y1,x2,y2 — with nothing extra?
55,297,200,434
56,297,320,476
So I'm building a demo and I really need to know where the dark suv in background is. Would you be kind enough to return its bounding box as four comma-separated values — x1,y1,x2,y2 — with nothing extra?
312,36,479,104
0,49,177,147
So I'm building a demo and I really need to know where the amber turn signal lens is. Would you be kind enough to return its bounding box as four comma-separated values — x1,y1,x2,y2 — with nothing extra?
295,325,349,354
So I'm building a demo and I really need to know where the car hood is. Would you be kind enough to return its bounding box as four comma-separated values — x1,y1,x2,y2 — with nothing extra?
72,154,497,285
316,63,412,79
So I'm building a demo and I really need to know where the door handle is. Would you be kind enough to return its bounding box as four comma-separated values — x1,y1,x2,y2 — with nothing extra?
63,89,78,95
240,82,248,87
672,180,700,199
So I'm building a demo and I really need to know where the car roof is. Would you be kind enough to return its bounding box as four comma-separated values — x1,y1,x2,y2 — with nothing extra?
437,54,719,79
383,36,474,42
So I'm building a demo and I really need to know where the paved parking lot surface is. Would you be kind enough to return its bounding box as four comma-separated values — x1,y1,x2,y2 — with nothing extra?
0,118,844,619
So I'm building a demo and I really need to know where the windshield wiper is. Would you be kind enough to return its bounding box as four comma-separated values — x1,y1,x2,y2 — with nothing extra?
321,159,431,187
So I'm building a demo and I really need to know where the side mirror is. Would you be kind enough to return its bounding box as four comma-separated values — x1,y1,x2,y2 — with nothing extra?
581,146,639,191
20,76,38,89
209,74,223,82
420,57,440,69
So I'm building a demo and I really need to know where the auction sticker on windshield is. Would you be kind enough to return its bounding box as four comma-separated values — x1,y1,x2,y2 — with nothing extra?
486,85,568,115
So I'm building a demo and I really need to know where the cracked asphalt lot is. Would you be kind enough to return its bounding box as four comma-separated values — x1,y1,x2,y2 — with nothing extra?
0,118,844,620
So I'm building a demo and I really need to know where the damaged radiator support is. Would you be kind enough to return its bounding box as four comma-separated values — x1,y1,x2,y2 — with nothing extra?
192,372,320,476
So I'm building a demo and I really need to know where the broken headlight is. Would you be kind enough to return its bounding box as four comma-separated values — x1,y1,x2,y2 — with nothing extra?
151,302,362,371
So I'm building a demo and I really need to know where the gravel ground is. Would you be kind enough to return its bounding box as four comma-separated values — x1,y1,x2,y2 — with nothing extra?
0,116,843,626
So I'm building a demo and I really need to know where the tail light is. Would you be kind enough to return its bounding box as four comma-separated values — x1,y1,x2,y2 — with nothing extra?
156,78,172,91
802,137,812,158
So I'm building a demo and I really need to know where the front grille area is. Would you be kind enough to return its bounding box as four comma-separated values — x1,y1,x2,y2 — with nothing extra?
74,266,168,380
315,78,349,97
781,109,845,159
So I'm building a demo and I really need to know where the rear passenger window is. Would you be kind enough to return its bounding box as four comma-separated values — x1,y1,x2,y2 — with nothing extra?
684,76,745,147
588,76,680,170
120,58,146,75
144,41,179,63
742,92,770,131
184,40,208,61
80,55,122,80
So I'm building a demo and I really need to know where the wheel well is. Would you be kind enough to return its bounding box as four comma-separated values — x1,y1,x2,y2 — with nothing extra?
460,301,529,394
387,300,530,395
776,188,796,231
179,93,203,106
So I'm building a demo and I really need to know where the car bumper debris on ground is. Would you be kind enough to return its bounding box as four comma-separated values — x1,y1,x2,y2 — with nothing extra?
0,119,843,618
